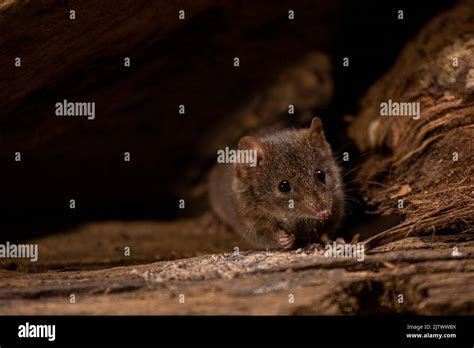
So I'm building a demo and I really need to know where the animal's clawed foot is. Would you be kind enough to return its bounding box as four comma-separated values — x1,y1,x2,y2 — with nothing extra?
275,231,295,250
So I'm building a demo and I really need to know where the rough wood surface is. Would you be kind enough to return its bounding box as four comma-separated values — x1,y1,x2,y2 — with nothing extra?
347,0,474,248
1,225,473,315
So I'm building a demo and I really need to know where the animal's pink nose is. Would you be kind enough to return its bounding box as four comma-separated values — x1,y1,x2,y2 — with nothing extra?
316,209,331,220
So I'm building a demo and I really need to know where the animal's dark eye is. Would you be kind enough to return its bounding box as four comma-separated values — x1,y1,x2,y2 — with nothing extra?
315,169,326,184
278,180,291,193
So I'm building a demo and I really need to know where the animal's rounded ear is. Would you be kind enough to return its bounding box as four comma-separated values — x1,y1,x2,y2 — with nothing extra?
308,117,326,148
236,136,266,176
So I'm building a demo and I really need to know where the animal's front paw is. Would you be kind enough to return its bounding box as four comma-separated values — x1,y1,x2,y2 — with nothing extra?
275,230,295,250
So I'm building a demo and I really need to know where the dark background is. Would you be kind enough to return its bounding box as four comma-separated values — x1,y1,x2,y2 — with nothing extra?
0,0,454,241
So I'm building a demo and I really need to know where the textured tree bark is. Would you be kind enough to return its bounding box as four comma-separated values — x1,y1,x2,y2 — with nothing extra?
347,0,474,249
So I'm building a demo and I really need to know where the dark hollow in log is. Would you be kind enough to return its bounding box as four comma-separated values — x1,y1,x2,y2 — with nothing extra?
0,0,339,235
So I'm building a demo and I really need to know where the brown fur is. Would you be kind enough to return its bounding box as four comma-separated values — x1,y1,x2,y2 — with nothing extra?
208,117,344,250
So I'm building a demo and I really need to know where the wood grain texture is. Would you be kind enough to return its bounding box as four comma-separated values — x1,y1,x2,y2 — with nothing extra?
1,226,472,314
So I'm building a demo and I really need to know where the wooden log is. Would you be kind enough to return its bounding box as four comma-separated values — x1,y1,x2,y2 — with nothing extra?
0,231,472,314
346,0,474,249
